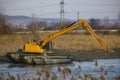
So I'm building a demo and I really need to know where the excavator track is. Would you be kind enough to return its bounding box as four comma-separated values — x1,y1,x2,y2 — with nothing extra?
6,52,72,65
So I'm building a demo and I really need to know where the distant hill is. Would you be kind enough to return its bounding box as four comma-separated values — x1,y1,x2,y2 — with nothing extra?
4,15,119,27
5,15,31,20
5,15,60,27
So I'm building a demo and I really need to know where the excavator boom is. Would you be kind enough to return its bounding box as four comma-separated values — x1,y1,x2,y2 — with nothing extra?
40,19,109,52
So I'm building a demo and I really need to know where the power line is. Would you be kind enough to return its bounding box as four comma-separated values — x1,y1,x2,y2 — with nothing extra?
66,11,119,13
6,3,58,11
67,3,120,6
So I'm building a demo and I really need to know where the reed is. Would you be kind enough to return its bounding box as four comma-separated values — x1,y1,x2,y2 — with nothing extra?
51,72,57,80
45,70,50,79
57,66,62,72
37,70,42,76
9,75,15,80
99,75,105,80
38,77,41,80
62,67,71,79
70,76,75,80
78,65,82,70
95,60,98,67
114,76,120,80
100,66,104,72
104,71,108,75
0,76,3,80
16,74,21,80
0,33,120,56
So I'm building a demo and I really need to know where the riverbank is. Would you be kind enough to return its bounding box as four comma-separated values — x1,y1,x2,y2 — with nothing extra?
54,48,120,61
0,48,120,63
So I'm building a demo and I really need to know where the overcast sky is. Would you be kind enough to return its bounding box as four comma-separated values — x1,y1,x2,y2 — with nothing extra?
0,0,120,19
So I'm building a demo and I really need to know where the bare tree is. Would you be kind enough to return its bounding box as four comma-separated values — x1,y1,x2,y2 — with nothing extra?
118,11,120,22
37,21,47,30
103,16,110,29
0,9,12,34
89,18,101,29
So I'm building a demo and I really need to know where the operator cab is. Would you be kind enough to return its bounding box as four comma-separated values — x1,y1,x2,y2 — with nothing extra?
40,41,53,51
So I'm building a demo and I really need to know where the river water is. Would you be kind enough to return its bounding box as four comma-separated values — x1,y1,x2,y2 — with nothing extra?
0,59,120,80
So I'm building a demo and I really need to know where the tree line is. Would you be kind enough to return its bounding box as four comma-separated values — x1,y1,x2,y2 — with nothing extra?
0,12,120,34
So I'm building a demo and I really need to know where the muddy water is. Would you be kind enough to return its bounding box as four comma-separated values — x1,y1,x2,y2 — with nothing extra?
0,59,120,80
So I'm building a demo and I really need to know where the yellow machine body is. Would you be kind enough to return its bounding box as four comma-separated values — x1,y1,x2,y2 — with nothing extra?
23,19,109,53
23,42,45,53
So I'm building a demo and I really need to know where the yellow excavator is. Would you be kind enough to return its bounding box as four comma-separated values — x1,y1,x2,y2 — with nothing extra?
6,19,110,65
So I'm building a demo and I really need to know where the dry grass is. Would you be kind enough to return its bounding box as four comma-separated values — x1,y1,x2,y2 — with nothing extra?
53,33,120,51
0,32,120,56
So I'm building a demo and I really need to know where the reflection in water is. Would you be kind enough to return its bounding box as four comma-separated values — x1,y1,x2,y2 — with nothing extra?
0,59,120,80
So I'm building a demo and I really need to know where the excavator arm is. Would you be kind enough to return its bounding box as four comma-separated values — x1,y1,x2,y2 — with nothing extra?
40,19,109,52
79,19,109,51
23,19,109,53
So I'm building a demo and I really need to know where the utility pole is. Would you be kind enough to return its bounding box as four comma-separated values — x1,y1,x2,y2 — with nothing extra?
60,0,65,25
77,11,79,20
